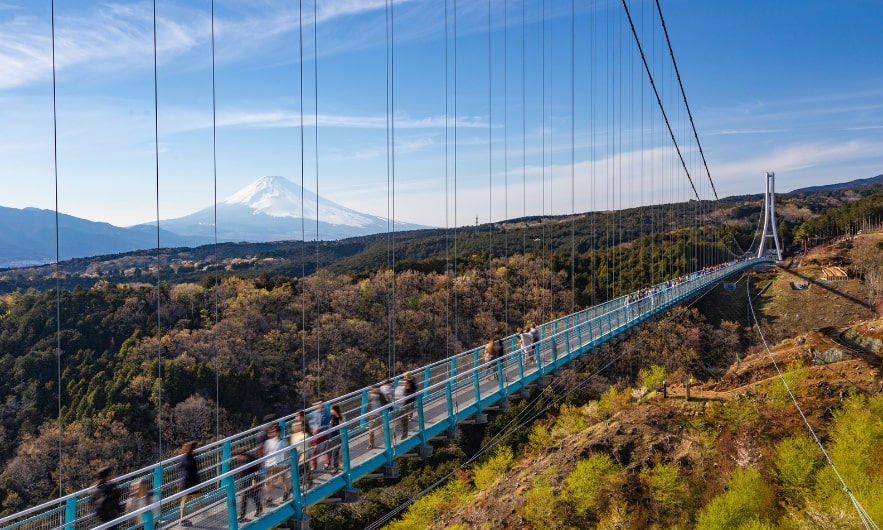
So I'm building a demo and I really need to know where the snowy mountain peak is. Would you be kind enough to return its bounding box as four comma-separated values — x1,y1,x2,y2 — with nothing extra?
223,176,319,218
156,175,429,243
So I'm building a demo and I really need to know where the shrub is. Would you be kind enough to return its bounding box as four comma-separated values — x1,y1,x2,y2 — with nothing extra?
523,477,564,530
387,478,472,530
562,453,623,517
694,468,774,530
527,418,555,454
773,434,822,502
597,386,631,419
638,365,668,392
814,394,883,524
641,462,689,510
473,445,514,490
764,359,809,408
553,403,588,435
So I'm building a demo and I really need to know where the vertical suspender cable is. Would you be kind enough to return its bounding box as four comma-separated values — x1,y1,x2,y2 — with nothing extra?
540,0,552,322
518,0,527,335
210,0,220,439
590,0,596,306
386,0,392,377
454,0,459,347
444,0,451,359
298,0,307,410
314,0,322,395
570,0,575,314
50,0,63,496
539,0,546,322
605,0,611,301
616,3,622,296
503,0,509,335
487,0,492,259
390,0,396,373
151,0,163,460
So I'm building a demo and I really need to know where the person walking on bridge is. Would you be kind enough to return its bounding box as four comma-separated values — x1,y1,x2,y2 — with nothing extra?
91,466,123,529
178,441,200,526
519,327,535,366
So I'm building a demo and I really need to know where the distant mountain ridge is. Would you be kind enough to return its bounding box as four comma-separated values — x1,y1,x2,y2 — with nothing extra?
0,176,430,268
0,206,210,268
790,173,883,194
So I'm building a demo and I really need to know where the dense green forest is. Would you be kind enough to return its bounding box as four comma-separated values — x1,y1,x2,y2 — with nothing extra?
1,183,882,515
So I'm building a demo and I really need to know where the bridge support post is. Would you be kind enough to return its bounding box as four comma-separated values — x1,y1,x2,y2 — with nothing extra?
343,488,360,503
383,462,400,479
473,413,487,424
289,517,312,530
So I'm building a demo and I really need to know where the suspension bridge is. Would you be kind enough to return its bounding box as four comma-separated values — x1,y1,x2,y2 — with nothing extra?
0,0,825,528
0,256,772,530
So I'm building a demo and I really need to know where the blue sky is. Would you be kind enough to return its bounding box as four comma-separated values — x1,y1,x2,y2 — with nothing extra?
1,0,882,230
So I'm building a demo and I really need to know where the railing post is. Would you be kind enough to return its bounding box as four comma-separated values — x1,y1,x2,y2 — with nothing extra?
576,312,583,347
290,447,303,520
445,376,456,431
64,496,76,530
340,426,355,488
222,440,238,530
381,408,394,464
473,357,482,409
360,389,369,428
152,464,164,513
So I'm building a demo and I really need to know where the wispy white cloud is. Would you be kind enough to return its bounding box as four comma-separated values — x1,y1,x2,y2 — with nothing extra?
0,2,206,90
712,140,883,183
215,109,486,130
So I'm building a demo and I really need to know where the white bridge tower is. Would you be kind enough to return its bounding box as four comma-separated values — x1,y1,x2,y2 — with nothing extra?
757,171,783,260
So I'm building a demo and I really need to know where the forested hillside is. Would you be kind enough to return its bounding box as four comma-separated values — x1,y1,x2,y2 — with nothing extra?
1,182,882,519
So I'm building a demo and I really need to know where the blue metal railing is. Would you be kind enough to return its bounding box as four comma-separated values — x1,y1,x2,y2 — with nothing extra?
0,258,768,530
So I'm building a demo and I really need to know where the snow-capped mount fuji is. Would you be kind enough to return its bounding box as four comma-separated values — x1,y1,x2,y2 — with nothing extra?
158,176,430,243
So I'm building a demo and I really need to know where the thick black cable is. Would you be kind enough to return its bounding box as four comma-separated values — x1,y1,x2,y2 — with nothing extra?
620,0,699,202
653,0,716,201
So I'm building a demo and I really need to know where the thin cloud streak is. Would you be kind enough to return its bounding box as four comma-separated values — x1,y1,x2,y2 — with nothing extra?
0,2,206,90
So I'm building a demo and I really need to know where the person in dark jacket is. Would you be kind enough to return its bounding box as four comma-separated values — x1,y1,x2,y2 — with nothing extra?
92,466,123,529
178,441,200,526
234,448,263,522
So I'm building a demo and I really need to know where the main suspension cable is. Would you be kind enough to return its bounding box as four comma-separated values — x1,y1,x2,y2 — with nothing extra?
620,0,699,202
653,0,717,200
